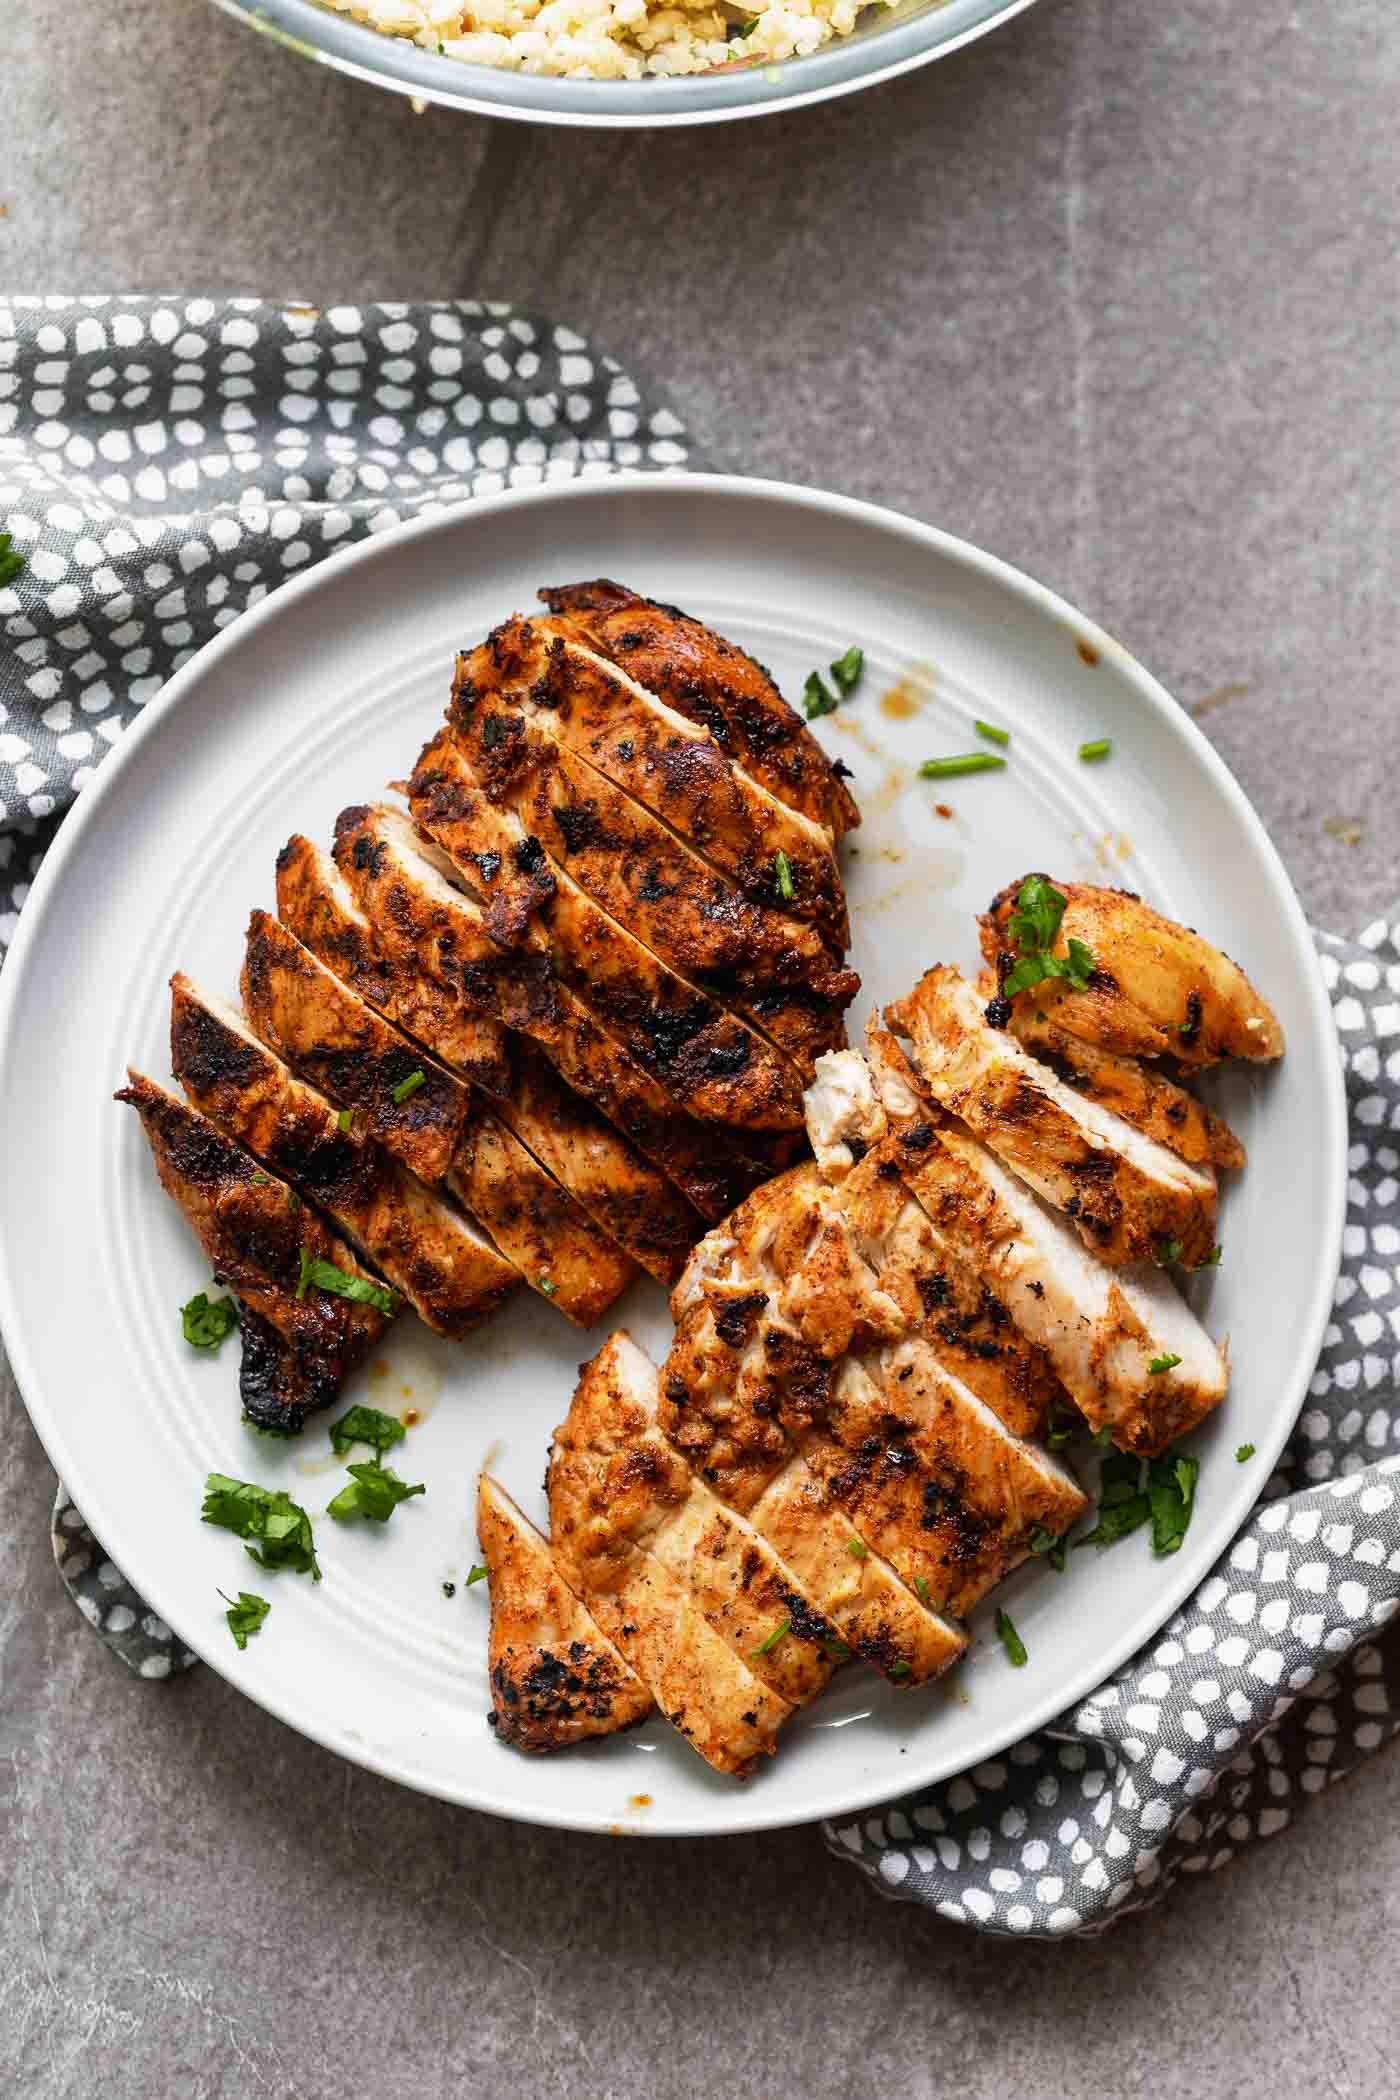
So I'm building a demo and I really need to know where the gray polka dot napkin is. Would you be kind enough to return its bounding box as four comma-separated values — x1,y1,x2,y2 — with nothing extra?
3,296,1394,1931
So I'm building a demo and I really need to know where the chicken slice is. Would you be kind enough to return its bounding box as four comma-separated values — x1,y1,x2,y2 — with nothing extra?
999,994,1246,1171
663,1299,967,1685
549,1333,792,1777
538,579,862,837
476,1476,653,1752
116,1071,390,1432
887,966,1219,1268
861,1030,1229,1454
980,876,1285,1068
242,910,469,1184
170,977,519,1335
277,834,681,1286
334,803,753,1223
442,685,857,1076
549,1329,841,1708
805,1344,1087,1615
275,832,511,1098
457,614,849,944
445,1116,631,1329
409,727,803,1130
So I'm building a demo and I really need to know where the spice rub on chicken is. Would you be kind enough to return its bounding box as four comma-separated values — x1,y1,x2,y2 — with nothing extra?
477,1476,653,1753
117,1072,391,1433
980,876,1284,1069
538,579,862,838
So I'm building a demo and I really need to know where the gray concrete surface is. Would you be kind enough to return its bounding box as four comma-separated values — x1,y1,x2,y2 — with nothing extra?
5,0,1400,2092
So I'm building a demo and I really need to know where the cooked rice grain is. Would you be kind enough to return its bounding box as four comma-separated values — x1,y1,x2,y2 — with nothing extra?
315,0,884,79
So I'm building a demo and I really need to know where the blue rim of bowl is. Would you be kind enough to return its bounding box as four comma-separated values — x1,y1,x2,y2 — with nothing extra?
206,0,1038,127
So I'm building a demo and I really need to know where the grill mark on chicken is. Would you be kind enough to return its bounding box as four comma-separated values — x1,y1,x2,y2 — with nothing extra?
887,966,1219,1268
242,910,469,1185
116,1071,389,1433
277,833,681,1286
477,1476,653,1752
537,580,861,837
171,977,521,1336
408,728,804,1130
333,803,762,1224
460,615,849,946
275,832,512,1098
980,875,1284,1069
856,1030,1229,1455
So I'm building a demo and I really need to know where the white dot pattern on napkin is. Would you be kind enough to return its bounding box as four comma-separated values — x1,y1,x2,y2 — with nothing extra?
0,294,692,956
825,918,1400,1933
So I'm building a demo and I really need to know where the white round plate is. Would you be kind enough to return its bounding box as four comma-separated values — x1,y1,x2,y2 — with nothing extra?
0,474,1345,1837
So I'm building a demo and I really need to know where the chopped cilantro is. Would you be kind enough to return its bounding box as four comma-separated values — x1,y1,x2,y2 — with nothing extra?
181,1290,237,1351
296,1245,399,1317
465,1563,489,1586
328,1404,406,1457
829,646,864,697
391,1069,426,1105
0,532,25,589
999,874,1096,998
752,1618,790,1657
887,1660,912,1680
1148,1352,1183,1375
1078,738,1113,763
773,848,795,901
1030,1524,1069,1571
1148,1452,1199,1556
913,1574,932,1604
1235,1442,1256,1463
846,1536,868,1559
537,1278,557,1296
1193,1245,1223,1269
337,1107,354,1134
220,1588,270,1651
974,718,1010,747
327,1460,425,1525
995,1608,1028,1667
1076,1450,1151,1550
202,1474,321,1579
1155,1237,1184,1267
803,671,839,720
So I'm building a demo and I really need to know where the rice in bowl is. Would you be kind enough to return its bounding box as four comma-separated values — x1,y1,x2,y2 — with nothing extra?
312,0,894,79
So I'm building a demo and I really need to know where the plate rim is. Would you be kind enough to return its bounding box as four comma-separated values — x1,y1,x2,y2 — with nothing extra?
0,470,1347,1836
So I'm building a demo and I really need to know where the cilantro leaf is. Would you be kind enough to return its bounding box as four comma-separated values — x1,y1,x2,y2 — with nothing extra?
995,1608,1028,1666
1029,1524,1069,1571
999,876,1097,1000
1235,1442,1256,1463
219,1588,270,1651
1076,1450,1151,1549
913,1574,932,1604
829,646,864,697
803,671,839,720
202,1474,321,1579
0,531,26,590
1155,1238,1184,1267
391,1069,426,1105
1148,1352,1183,1375
751,1618,790,1658
773,848,795,901
465,1563,489,1586
846,1536,868,1558
327,1460,425,1524
181,1290,238,1351
328,1404,406,1457
1149,1452,1199,1556
296,1245,399,1317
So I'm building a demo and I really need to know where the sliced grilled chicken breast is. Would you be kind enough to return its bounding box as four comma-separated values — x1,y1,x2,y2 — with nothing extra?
456,615,848,943
860,1031,1229,1454
445,1118,632,1329
277,833,682,1287
275,832,511,1098
444,681,856,1075
334,803,761,1225
808,1343,1087,1615
549,1334,792,1777
170,977,519,1336
888,966,1219,1268
477,1476,653,1752
538,579,861,837
116,1071,389,1432
980,877,1285,1068
999,994,1246,1171
549,1330,840,1708
242,910,469,1184
409,728,803,1130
